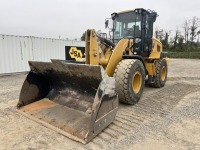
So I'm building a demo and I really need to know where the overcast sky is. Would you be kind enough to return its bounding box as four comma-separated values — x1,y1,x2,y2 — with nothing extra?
0,0,199,40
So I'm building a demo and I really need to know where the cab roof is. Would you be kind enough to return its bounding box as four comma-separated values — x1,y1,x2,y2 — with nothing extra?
114,8,147,15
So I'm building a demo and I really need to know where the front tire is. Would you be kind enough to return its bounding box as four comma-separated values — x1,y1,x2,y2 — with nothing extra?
114,59,145,105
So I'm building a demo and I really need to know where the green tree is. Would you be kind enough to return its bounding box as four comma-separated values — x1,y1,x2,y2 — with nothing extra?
197,31,200,47
155,27,170,50
81,32,86,41
183,19,190,51
173,27,182,49
190,16,200,49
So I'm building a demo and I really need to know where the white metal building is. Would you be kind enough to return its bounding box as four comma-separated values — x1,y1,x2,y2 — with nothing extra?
0,34,84,74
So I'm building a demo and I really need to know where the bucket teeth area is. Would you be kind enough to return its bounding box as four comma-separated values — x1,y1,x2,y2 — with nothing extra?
17,60,118,144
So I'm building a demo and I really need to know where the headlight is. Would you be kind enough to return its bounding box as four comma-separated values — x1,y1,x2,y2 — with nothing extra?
134,38,141,43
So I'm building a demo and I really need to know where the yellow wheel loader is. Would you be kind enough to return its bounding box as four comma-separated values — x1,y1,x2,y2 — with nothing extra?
17,8,169,144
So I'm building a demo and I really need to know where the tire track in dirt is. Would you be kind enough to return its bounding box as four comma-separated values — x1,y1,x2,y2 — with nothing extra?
85,82,198,150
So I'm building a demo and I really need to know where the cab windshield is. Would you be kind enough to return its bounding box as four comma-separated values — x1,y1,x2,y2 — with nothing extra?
113,12,142,42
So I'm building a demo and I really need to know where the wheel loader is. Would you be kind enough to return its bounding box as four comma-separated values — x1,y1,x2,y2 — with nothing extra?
17,8,169,144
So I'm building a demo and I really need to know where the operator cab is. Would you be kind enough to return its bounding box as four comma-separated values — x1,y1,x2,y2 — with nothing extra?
107,8,158,57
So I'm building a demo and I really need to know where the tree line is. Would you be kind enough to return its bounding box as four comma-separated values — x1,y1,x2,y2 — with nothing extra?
155,16,200,51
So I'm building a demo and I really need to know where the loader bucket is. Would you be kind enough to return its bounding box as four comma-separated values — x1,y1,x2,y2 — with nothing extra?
17,60,118,144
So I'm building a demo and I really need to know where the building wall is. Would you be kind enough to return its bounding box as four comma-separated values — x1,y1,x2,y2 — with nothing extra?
0,35,84,74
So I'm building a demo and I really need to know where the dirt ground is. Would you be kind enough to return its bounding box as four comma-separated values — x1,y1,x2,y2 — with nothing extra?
0,59,200,150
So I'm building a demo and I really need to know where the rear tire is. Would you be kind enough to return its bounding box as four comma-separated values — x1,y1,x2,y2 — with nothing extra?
150,59,168,88
114,59,145,105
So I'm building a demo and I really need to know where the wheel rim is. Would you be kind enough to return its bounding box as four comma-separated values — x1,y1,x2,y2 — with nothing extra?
161,66,167,81
132,71,142,94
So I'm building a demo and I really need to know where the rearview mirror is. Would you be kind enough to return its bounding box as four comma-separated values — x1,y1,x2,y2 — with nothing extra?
105,20,109,29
